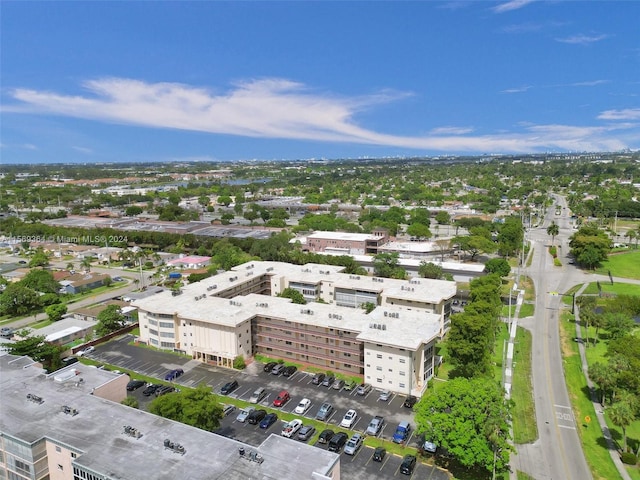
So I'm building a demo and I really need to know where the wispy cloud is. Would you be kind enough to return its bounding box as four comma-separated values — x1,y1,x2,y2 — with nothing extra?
598,108,640,121
4,77,638,154
492,0,535,14
556,33,609,45
501,85,532,94
430,126,475,135
22,143,38,150
566,80,609,87
72,146,93,154
437,1,474,11
501,20,566,34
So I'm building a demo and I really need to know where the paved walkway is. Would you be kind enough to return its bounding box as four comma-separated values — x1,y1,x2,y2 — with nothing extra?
573,284,632,480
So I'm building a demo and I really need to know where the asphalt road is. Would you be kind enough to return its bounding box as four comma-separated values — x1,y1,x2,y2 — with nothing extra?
513,195,598,480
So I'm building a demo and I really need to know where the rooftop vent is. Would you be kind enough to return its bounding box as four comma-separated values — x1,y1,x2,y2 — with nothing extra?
123,425,142,439
61,405,79,416
164,439,186,455
26,393,44,404
239,447,264,464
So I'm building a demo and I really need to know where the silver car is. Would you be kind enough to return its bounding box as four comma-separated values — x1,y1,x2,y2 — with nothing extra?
344,433,363,455
236,407,255,423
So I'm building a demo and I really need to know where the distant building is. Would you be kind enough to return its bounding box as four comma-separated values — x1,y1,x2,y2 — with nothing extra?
59,272,109,294
167,255,211,269
304,229,389,255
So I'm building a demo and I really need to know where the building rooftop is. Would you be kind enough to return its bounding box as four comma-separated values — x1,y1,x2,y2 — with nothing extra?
307,231,380,241
0,355,339,480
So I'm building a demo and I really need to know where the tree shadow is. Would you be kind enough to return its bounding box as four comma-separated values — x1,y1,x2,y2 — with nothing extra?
434,456,494,480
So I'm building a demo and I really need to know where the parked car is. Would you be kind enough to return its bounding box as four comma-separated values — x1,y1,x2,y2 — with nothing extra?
340,409,358,428
332,379,345,390
297,425,316,441
315,402,334,421
422,440,437,454
400,454,417,475
259,413,278,429
271,364,286,376
76,346,95,357
282,419,303,438
126,380,146,391
393,421,411,444
236,407,255,423
294,398,311,415
155,385,175,397
372,446,386,462
220,380,239,395
344,433,364,455
142,384,161,396
343,380,358,391
378,390,392,401
164,368,184,381
222,404,236,417
283,365,297,377
318,429,335,444
356,383,372,396
61,356,79,366
273,390,290,407
263,361,278,372
403,395,417,408
311,373,325,385
247,409,267,425
366,416,385,436
249,387,267,404
321,375,335,387
0,327,14,338
327,432,348,452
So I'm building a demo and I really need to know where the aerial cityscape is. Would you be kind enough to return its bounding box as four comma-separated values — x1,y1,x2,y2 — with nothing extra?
1,2,640,480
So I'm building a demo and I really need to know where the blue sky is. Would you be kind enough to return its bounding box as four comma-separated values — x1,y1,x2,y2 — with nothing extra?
1,1,639,164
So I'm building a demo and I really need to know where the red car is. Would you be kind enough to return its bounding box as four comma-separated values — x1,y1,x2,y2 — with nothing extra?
273,390,290,407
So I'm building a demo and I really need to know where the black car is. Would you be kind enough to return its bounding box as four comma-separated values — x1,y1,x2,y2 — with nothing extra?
142,384,162,396
247,409,267,425
126,380,146,391
259,413,278,429
282,365,297,377
297,425,316,441
321,375,335,387
327,432,348,452
372,447,386,462
403,395,418,408
155,385,175,397
61,356,79,366
311,373,325,385
318,429,334,444
400,455,417,475
263,362,278,373
221,380,239,395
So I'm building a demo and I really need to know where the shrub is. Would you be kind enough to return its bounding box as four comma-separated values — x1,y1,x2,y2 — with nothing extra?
621,452,637,465
553,258,562,267
549,246,557,257
233,356,246,370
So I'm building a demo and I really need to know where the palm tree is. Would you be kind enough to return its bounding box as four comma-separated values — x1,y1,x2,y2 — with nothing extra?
608,397,635,452
547,222,559,246
66,262,75,271
626,230,637,249
80,257,92,272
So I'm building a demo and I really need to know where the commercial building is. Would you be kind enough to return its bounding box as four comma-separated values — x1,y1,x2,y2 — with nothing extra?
0,354,340,480
133,261,456,397
304,230,389,255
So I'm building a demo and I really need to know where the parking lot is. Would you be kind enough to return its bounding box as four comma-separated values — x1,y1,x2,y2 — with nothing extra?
90,335,450,479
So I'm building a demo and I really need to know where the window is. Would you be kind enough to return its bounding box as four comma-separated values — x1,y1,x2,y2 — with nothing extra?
399,358,406,363
160,331,174,338
55,446,61,453
159,322,173,329
344,341,351,346
160,341,175,348
58,464,64,471
366,351,370,355
400,371,406,376
285,341,292,345
399,383,405,388
71,452,77,458
388,356,392,360
388,368,393,372
149,329,158,336
376,366,382,371
376,354,382,359
148,319,158,326
376,378,382,383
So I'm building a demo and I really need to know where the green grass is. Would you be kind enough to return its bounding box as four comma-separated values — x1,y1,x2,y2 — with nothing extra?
595,250,640,280
493,323,510,381
559,311,624,480
512,327,537,444
31,319,54,329
582,282,640,296
518,303,534,318
517,472,536,480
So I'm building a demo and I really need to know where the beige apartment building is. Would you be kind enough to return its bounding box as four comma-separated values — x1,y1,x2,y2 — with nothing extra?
134,261,455,397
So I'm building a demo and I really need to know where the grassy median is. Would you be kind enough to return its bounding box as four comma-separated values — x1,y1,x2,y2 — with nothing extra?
511,327,537,444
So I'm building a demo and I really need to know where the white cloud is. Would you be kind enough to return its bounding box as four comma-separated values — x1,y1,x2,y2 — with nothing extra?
492,0,535,14
430,126,474,135
556,33,609,45
22,143,38,150
598,108,640,121
501,86,532,93
72,146,93,154
5,77,639,154
566,80,608,87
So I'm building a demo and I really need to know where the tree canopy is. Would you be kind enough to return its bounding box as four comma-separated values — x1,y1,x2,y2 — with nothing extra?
96,305,126,337
149,384,224,431
415,378,513,474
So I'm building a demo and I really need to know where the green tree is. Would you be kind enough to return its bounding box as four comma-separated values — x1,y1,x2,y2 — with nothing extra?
121,396,139,409
547,222,559,246
20,269,60,293
484,258,511,277
149,384,224,431
569,224,611,269
361,302,376,314
81,256,93,272
418,261,443,279
435,211,450,225
95,305,126,337
608,396,636,451
373,252,406,279
447,312,493,378
217,195,232,207
45,303,68,322
453,234,496,261
0,283,41,315
29,247,49,267
6,331,63,372
406,222,432,240
125,205,143,216
589,362,617,404
278,287,307,304
414,377,513,474
233,356,246,370
605,313,635,340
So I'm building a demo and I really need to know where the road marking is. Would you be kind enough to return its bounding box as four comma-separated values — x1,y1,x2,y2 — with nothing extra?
558,424,576,430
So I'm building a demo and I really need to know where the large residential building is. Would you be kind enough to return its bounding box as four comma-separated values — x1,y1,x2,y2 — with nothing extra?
304,230,389,255
133,261,456,397
0,354,340,480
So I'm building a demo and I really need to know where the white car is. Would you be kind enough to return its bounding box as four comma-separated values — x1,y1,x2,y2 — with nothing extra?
77,346,95,357
294,398,311,415
282,419,303,438
340,409,358,428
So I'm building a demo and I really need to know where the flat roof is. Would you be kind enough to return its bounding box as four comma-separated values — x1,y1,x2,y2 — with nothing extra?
307,231,379,241
0,355,339,480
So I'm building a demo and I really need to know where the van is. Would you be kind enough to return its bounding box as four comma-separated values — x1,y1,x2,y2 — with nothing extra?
328,432,348,452
393,421,411,443
249,387,267,404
